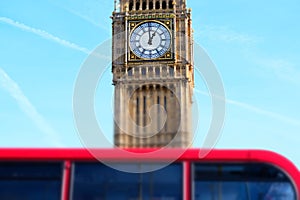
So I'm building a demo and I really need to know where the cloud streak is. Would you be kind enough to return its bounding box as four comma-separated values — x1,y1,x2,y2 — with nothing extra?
195,89,300,127
196,25,261,45
256,57,300,85
0,17,90,54
0,68,63,146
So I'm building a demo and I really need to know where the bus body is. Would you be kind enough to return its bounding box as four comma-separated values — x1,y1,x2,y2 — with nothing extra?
0,148,299,200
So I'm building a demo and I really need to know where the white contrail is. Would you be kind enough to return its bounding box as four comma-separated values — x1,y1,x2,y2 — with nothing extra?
0,17,110,60
64,8,110,33
48,0,110,33
0,17,91,54
0,68,63,146
195,88,300,127
226,98,300,127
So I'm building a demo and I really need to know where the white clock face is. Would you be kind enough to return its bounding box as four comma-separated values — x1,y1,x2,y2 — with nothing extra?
129,21,171,59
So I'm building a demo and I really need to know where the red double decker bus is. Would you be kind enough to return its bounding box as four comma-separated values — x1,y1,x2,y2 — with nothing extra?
0,148,299,200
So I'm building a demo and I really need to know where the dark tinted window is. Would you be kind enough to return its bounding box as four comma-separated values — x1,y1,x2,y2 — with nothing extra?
72,163,182,200
0,162,63,200
193,163,296,200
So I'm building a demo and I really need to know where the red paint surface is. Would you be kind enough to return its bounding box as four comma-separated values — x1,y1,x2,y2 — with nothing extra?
183,161,191,200
61,160,71,200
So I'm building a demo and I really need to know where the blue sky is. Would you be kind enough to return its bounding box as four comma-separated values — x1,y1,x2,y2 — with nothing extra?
0,0,300,168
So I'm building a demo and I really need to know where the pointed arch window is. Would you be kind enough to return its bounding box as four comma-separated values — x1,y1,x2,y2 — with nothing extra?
164,96,167,112
155,67,160,77
136,97,139,125
149,1,154,9
129,2,134,10
162,1,167,9
128,68,133,76
136,2,140,10
142,68,146,76
142,1,147,10
169,67,174,77
155,1,160,9
169,0,173,9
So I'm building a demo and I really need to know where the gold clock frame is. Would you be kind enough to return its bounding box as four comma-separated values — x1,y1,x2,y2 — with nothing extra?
127,18,174,62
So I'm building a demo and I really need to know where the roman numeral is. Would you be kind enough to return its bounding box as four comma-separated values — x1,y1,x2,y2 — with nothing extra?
159,44,165,49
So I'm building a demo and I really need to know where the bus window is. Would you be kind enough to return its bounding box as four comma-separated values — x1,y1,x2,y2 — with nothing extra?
193,163,296,200
0,162,63,200
71,162,183,200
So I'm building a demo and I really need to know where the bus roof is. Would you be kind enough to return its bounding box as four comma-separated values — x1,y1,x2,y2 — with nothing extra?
0,148,299,197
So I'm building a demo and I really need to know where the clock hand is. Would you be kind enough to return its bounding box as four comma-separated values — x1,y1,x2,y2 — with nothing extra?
150,25,160,41
148,25,160,45
148,23,152,45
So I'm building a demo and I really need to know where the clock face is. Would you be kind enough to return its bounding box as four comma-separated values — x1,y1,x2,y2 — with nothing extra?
129,21,171,59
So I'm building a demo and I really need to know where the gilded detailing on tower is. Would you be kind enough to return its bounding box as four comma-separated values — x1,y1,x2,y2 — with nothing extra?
112,0,194,148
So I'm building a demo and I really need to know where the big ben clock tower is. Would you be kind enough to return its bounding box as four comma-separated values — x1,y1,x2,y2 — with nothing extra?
112,0,194,148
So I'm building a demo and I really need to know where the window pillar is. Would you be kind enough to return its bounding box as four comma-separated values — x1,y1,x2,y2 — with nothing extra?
133,0,136,10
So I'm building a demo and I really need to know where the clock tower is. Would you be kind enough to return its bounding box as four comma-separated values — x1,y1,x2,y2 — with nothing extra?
112,0,194,148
